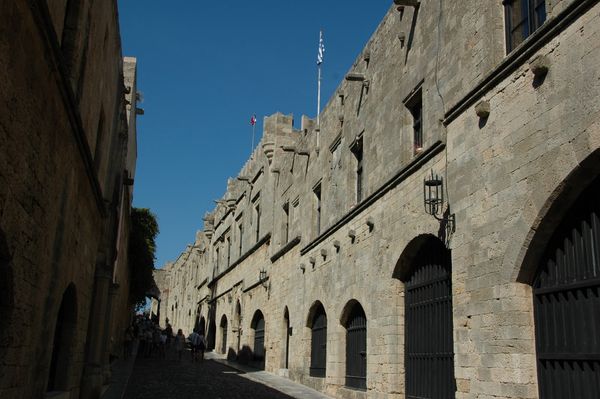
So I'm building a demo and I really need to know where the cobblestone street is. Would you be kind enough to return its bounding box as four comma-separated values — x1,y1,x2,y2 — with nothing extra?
123,351,294,399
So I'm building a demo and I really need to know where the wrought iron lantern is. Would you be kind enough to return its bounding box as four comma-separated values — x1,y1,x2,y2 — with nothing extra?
259,268,268,288
424,170,444,216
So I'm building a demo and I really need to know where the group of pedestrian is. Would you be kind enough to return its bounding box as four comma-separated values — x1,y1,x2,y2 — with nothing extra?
123,317,207,362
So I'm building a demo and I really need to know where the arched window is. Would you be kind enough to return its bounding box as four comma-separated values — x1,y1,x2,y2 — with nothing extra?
404,238,454,399
251,310,266,369
220,315,228,354
343,301,366,390
533,179,600,399
309,302,327,378
47,284,77,392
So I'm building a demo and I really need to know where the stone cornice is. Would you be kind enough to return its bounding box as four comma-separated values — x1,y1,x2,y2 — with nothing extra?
208,233,271,287
301,141,445,255
270,236,301,263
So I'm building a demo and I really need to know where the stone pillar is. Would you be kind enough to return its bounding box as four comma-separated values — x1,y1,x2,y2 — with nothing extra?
80,261,112,399
101,283,119,384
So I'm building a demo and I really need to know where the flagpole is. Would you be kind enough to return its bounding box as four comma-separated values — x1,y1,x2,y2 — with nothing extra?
317,63,321,128
252,122,255,153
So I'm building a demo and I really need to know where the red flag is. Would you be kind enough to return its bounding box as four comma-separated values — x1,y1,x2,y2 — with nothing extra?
250,115,256,126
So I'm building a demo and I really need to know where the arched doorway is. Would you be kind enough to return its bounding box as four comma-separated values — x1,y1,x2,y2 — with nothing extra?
207,319,216,351
342,300,366,390
220,315,228,354
401,237,454,399
235,301,242,353
251,310,265,369
533,178,600,398
308,301,327,378
47,284,77,392
198,316,206,335
283,307,290,369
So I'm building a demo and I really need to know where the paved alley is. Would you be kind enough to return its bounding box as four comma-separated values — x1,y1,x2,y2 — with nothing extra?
122,352,294,399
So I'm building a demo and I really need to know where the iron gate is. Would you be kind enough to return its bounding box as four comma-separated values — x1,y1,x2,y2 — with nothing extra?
533,181,600,399
345,304,366,390
254,316,265,365
310,308,327,377
405,239,454,399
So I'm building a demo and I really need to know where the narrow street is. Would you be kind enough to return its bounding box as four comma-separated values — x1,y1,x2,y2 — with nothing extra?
122,351,294,399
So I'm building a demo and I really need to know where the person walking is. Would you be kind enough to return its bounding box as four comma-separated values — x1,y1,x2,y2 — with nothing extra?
188,330,201,362
197,332,207,362
174,329,186,361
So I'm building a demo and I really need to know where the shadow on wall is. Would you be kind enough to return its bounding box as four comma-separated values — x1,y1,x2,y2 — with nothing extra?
0,227,14,358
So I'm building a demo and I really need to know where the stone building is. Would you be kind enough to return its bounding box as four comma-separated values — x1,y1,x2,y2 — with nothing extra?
156,1,600,398
0,1,140,398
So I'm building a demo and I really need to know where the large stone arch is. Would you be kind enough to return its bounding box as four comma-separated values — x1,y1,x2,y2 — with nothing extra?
392,233,440,281
513,149,600,284
47,283,78,393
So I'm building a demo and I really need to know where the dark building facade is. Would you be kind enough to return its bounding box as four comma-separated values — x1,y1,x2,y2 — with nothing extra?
0,1,139,398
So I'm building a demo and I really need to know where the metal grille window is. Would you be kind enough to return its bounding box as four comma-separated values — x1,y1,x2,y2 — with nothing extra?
345,303,367,390
405,239,455,399
533,180,600,399
310,305,327,378
504,0,547,52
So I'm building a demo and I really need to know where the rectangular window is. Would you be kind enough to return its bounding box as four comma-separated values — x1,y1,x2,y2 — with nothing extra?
238,222,244,256
314,183,322,236
352,138,364,203
226,236,231,267
283,202,290,244
215,247,220,271
504,0,546,52
406,90,423,155
255,203,261,242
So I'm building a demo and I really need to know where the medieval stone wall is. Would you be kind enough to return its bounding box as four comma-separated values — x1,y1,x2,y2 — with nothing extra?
0,1,139,397
156,1,600,398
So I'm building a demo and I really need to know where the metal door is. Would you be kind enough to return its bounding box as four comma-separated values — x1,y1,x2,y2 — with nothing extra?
405,239,454,399
345,305,366,389
534,181,600,399
310,308,327,377
254,316,265,363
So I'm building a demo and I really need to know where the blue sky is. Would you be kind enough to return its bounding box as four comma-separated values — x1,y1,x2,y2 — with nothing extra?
117,1,391,268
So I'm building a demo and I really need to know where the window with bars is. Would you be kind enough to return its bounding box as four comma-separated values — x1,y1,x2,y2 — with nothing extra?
504,0,547,52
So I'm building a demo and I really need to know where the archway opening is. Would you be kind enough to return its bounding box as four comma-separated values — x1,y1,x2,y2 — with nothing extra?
251,310,265,370
307,301,327,378
532,176,600,398
399,236,455,399
341,300,366,390
220,315,228,354
47,283,77,392
282,307,290,369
